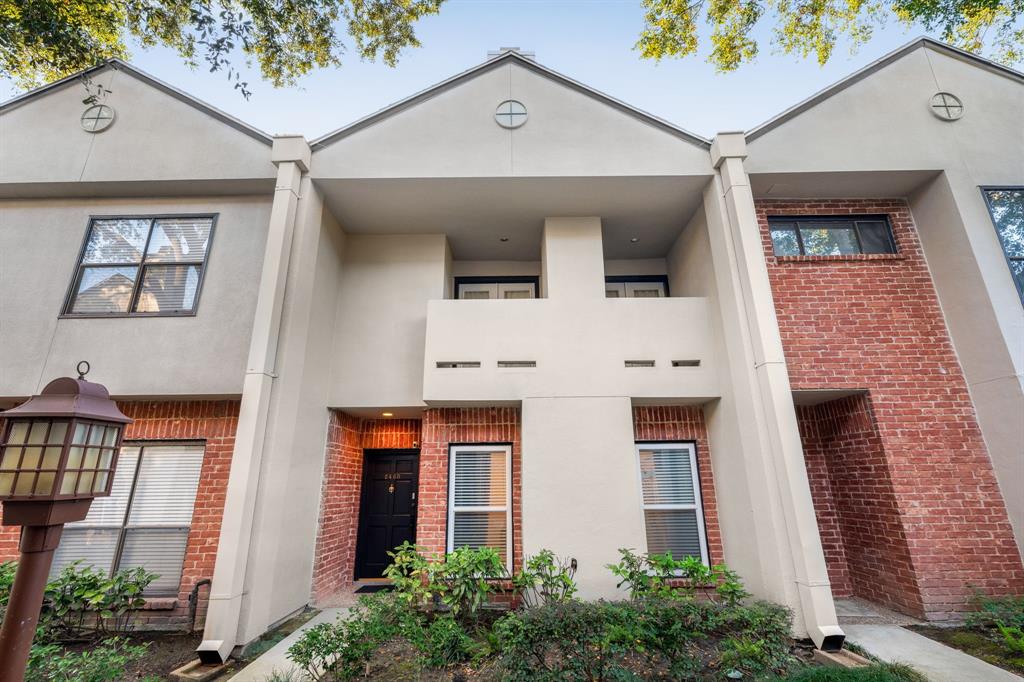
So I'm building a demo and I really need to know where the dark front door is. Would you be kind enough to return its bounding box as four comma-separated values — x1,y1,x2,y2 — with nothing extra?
354,449,419,579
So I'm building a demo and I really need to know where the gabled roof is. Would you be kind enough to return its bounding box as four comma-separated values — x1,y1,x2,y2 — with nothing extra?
0,58,274,145
310,49,711,150
747,37,1024,142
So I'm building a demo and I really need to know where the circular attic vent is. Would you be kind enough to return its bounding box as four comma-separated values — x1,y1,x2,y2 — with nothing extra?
495,100,528,129
81,104,116,133
929,92,964,121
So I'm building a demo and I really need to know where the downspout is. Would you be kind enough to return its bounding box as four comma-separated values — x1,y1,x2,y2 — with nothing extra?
197,135,312,664
709,133,845,652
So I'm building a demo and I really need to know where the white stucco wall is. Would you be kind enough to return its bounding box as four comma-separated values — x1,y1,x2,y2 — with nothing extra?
520,395,644,599
0,66,275,187
312,61,712,179
0,197,271,398
329,234,448,409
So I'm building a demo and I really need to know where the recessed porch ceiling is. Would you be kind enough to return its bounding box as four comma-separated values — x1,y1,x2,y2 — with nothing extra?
750,170,940,198
315,175,711,260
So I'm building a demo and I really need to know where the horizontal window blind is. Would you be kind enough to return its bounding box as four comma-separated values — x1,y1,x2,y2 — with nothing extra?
637,443,708,564
448,445,512,567
49,444,204,596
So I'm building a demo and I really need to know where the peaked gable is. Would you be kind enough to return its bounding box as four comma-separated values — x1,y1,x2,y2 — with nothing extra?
0,61,276,188
311,52,713,179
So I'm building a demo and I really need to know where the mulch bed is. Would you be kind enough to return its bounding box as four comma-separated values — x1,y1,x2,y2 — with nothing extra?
62,631,204,680
908,624,1024,676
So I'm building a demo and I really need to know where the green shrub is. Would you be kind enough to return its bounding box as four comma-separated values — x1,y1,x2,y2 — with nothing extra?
495,597,793,681
607,548,750,605
25,637,149,682
0,560,15,620
967,590,1024,630
412,614,475,668
383,541,438,608
43,561,157,640
512,549,577,608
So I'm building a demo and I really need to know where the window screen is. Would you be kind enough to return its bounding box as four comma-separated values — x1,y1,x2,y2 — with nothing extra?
983,188,1024,303
65,216,214,316
636,443,708,563
50,444,205,595
768,217,897,256
447,445,512,568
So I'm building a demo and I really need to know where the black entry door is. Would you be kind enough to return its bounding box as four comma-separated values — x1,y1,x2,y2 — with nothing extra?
354,449,419,579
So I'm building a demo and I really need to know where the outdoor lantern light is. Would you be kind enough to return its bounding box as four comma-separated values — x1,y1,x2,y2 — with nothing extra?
0,363,131,682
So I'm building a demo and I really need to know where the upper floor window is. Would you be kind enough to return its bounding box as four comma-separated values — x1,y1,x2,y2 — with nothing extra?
768,216,896,256
454,277,537,300
982,188,1024,303
605,276,668,298
64,216,215,317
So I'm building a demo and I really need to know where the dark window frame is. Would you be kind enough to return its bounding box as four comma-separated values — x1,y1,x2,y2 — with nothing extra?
605,275,671,296
55,440,205,597
981,186,1024,305
767,215,897,256
453,276,539,300
61,213,218,319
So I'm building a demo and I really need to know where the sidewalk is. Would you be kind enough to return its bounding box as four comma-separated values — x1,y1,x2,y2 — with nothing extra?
227,607,349,682
844,624,1022,682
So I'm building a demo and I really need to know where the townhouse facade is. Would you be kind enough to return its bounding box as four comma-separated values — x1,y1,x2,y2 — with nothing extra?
0,39,1022,662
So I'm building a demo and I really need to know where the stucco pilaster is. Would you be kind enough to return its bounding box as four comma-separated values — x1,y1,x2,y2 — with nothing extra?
706,132,844,651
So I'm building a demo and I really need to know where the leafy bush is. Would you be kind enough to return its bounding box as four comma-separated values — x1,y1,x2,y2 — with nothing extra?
495,597,793,681
384,542,509,620
967,590,1024,630
0,560,157,642
25,637,149,682
512,550,577,608
607,548,749,605
411,614,475,668
43,561,157,640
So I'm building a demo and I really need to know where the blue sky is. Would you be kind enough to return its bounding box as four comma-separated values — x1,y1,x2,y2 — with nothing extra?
2,1,943,139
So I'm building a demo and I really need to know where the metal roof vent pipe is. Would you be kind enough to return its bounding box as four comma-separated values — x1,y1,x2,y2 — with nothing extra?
488,47,536,61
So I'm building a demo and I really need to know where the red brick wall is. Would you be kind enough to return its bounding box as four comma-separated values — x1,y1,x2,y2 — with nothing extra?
418,407,522,570
312,408,523,603
797,395,923,614
1,401,239,629
760,199,1024,619
311,413,420,601
632,406,724,565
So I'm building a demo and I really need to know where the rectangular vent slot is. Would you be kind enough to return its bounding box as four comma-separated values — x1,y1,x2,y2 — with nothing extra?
625,360,656,368
497,361,536,368
671,360,701,367
436,361,481,369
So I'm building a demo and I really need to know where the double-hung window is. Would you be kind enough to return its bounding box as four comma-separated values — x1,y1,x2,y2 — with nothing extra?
447,445,512,568
636,442,709,564
768,216,897,256
982,188,1024,303
49,444,205,596
64,215,215,316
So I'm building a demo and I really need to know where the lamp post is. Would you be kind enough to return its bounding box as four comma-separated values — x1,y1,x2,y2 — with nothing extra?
0,363,131,681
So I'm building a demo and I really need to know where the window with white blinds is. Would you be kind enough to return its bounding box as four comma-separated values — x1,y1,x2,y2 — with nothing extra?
50,444,205,595
64,216,215,316
636,443,708,564
447,445,512,569
454,279,537,300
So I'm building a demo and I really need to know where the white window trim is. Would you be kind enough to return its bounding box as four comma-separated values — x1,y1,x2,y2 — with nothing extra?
457,282,537,300
447,444,513,571
625,281,666,298
634,441,709,566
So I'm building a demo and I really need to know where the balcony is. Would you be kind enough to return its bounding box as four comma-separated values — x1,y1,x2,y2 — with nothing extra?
423,297,719,404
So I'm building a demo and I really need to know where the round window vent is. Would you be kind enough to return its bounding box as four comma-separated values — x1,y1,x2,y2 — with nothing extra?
495,100,528,129
929,92,963,121
81,104,116,133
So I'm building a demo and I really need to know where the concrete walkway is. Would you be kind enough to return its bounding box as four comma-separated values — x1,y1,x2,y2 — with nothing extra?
844,624,1022,682
228,607,348,682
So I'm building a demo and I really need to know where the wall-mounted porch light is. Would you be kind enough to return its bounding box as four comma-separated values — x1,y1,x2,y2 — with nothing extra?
0,363,131,681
